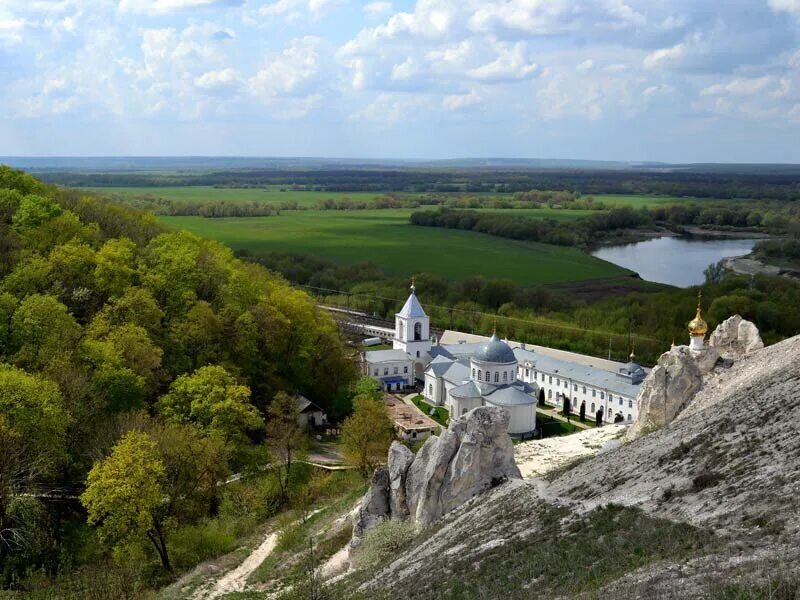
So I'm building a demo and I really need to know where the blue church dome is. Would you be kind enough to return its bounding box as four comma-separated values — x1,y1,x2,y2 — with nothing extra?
473,332,516,364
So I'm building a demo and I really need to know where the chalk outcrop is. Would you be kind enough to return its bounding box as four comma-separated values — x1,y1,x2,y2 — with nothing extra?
406,405,521,526
708,314,764,358
625,346,706,440
351,406,520,548
350,467,390,549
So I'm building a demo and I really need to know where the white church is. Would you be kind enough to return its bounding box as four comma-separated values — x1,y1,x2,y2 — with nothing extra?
362,284,648,437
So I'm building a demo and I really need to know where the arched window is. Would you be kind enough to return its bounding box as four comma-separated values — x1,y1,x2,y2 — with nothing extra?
478,370,482,381
548,389,552,398
503,371,508,382
627,414,632,421
399,322,404,339
591,402,595,412
472,368,476,379
416,350,420,358
414,322,422,341
494,372,499,383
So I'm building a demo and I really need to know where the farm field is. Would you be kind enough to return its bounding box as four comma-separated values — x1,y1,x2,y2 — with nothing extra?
160,210,633,285
86,185,392,206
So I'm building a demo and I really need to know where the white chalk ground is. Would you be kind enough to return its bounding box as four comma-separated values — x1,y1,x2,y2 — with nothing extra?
514,424,627,479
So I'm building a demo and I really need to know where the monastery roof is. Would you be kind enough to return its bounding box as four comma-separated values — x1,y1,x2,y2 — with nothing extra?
449,379,538,406
473,332,517,364
397,290,427,319
514,347,642,397
438,330,639,373
364,349,410,363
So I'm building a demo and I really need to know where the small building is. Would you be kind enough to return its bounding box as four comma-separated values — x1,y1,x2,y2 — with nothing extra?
362,348,413,391
296,395,327,429
384,398,439,442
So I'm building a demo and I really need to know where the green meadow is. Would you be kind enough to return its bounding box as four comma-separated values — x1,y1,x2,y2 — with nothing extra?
160,210,632,285
87,185,390,206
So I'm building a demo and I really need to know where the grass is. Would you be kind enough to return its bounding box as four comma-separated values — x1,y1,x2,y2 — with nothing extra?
160,210,631,286
86,185,392,207
411,395,449,426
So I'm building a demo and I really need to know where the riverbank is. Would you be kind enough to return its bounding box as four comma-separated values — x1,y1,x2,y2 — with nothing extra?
723,255,800,279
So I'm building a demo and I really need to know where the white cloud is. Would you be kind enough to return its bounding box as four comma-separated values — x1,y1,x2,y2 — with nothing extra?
468,42,538,81
259,0,341,21
442,89,481,110
0,17,25,44
768,0,800,19
248,37,326,116
195,67,240,90
119,0,243,15
364,1,392,19
701,76,774,97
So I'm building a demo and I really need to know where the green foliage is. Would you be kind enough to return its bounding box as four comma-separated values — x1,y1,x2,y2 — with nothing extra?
0,364,68,464
81,431,166,554
157,365,264,450
341,382,395,483
0,168,356,586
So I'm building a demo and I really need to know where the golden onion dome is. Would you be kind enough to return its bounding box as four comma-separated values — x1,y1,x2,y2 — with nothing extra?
688,290,708,336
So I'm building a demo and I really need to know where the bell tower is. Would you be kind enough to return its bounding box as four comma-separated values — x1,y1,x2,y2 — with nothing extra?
393,279,431,360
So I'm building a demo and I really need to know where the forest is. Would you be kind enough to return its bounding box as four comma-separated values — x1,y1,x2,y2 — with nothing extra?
0,167,361,593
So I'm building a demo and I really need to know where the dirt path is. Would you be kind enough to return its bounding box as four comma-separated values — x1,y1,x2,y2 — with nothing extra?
193,509,323,600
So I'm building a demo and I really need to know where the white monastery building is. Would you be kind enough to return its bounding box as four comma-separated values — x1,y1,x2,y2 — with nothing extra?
362,284,649,437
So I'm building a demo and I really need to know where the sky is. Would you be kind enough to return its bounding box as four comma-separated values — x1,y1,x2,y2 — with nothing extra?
1,0,799,162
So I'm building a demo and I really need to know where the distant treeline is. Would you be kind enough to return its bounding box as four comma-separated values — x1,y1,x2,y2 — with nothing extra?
38,168,800,201
97,193,288,217
410,207,656,248
411,200,800,249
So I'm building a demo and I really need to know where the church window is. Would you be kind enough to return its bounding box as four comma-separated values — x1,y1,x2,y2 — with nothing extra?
429,384,433,395
549,376,552,383
472,368,476,378
609,394,613,402
399,322,404,339
619,398,623,406
525,368,529,377
582,386,586,394
556,378,560,386
494,372,499,383
503,372,508,382
628,400,633,408
592,389,596,397
591,402,595,412
548,389,552,398
478,370,482,381
564,380,568,388
600,392,605,399
574,384,577,391
627,414,632,421
414,322,422,341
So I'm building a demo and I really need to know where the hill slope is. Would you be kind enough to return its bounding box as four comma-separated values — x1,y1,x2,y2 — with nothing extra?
341,335,800,599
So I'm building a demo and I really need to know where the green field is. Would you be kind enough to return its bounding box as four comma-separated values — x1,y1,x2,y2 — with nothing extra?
160,209,631,285
87,185,392,206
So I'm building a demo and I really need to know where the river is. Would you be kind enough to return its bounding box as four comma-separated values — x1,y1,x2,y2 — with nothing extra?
591,236,760,287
